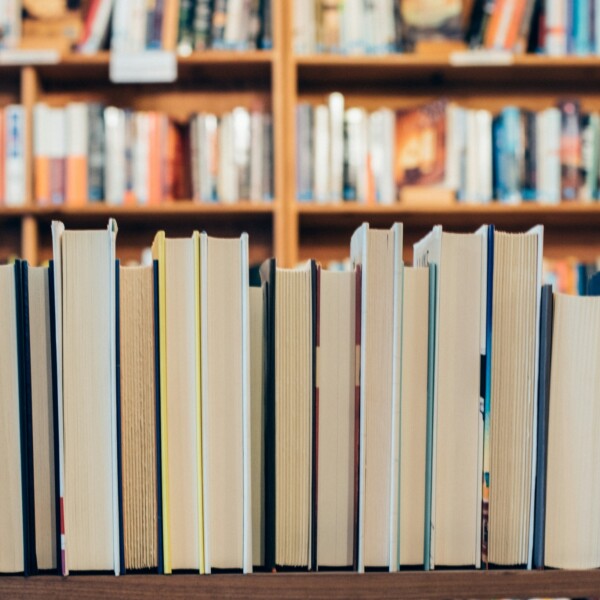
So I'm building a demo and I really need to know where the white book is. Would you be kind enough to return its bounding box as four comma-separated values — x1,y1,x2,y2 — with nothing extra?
232,107,251,200
538,108,561,204
444,103,462,192
0,264,24,573
345,108,368,202
342,0,365,53
110,0,135,52
200,233,251,573
51,219,119,574
4,104,25,206
224,0,249,47
414,227,486,568
369,109,396,205
350,222,403,572
329,92,344,202
250,112,264,202
313,105,330,203
545,0,567,55
66,103,88,160
104,107,126,205
218,113,237,203
475,110,493,203
464,110,479,203
3,0,21,48
293,0,315,53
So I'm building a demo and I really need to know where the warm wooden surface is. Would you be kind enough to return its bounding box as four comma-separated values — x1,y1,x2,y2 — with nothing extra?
3,570,600,599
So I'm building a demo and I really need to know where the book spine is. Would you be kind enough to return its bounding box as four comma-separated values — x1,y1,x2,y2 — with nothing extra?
162,0,181,50
49,109,66,206
34,104,50,206
80,0,115,53
133,113,149,205
211,0,228,47
147,0,166,48
313,105,330,203
580,113,599,201
250,111,263,202
522,110,537,200
87,104,105,203
476,110,493,203
65,103,89,207
545,0,567,54
104,107,126,205
233,107,251,200
193,0,213,49
574,0,591,53
329,92,344,202
123,110,136,206
178,0,195,52
260,0,272,48
559,99,582,200
296,105,313,201
262,113,273,201
247,0,261,48
224,0,250,49
4,105,25,207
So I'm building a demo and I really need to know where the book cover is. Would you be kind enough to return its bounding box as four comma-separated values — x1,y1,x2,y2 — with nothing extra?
532,284,553,569
558,99,582,201
395,100,447,190
400,0,463,48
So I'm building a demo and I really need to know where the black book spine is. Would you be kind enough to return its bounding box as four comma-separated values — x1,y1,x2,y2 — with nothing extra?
260,0,272,49
153,260,164,574
532,284,554,569
17,261,36,575
259,258,276,571
310,261,318,572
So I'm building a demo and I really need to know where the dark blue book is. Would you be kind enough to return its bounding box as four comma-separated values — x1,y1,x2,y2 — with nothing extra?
532,284,554,569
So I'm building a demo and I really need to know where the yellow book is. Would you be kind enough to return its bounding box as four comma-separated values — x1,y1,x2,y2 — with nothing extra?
151,231,170,574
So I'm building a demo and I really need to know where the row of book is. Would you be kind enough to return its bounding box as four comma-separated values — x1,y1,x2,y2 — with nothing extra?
33,103,273,206
297,95,600,204
0,0,272,53
544,256,600,294
294,0,600,56
3,219,600,575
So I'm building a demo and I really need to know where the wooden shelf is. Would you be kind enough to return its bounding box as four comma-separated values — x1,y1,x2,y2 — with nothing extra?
3,570,600,599
33,50,274,86
295,53,600,88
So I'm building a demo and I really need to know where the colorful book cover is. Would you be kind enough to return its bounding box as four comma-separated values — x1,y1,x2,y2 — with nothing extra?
395,100,447,191
558,99,582,201
400,0,464,48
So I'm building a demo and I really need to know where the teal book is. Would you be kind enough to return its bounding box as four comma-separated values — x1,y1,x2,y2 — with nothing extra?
423,263,437,571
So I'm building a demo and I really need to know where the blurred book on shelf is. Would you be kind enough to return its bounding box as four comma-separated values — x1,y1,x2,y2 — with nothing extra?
297,93,600,205
33,102,273,206
294,0,600,56
0,0,272,54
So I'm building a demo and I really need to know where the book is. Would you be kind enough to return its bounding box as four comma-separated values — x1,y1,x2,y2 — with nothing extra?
395,100,447,190
414,226,487,568
532,284,553,569
544,292,600,568
65,103,89,207
350,222,403,571
249,286,264,568
316,267,357,568
23,264,57,572
119,264,159,571
5,105,26,207
51,219,120,574
200,233,251,572
400,0,463,48
151,231,204,573
485,225,543,567
398,266,430,567
260,258,317,570
0,263,27,574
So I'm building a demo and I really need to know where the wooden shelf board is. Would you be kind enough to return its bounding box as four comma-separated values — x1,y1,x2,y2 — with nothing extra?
296,202,600,229
35,51,273,86
295,54,600,88
3,570,600,599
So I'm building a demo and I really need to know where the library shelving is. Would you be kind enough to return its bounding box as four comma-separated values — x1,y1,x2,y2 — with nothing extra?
5,570,600,599
4,2,600,596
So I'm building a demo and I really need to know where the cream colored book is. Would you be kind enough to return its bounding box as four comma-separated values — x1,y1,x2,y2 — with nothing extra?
399,266,429,567
119,265,158,570
151,231,204,573
51,219,119,574
0,263,25,574
316,267,356,568
413,226,486,568
26,265,57,571
200,233,251,573
350,222,403,572
545,294,600,569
